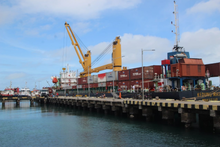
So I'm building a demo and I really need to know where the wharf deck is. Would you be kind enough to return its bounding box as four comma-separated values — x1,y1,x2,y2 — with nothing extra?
49,96,220,111
0,96,46,101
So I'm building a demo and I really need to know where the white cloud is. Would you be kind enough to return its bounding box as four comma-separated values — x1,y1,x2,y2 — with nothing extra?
0,0,141,24
180,27,220,64
121,34,172,64
48,46,76,62
6,73,26,80
88,42,112,55
88,28,220,68
187,0,220,14
87,34,172,67
70,22,91,34
24,24,52,36
0,5,18,25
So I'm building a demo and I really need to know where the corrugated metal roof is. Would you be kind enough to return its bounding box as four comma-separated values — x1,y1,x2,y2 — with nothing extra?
179,58,204,65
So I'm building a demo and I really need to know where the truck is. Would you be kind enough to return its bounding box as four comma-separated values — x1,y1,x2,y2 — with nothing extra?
40,87,53,97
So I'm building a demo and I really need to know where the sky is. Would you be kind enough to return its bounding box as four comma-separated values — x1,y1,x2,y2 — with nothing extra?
1,0,220,90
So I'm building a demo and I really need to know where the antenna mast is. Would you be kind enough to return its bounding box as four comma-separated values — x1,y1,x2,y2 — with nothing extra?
171,1,183,52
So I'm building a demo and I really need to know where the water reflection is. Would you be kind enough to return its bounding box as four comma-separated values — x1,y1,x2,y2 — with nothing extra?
0,101,220,146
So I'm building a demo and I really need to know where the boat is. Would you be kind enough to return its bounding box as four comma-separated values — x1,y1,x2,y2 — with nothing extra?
19,87,31,96
19,82,31,96
0,81,19,96
31,83,40,97
32,89,40,97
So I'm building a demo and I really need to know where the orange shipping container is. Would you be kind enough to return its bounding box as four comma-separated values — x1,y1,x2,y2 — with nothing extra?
171,58,205,77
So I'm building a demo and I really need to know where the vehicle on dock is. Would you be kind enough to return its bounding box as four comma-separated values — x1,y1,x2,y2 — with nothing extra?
40,89,49,97
40,87,54,97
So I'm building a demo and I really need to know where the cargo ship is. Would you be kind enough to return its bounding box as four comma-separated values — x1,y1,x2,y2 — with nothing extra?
51,1,220,101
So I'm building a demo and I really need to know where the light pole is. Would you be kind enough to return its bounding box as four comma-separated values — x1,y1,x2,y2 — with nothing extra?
112,56,125,98
77,69,78,97
88,66,90,97
142,49,155,101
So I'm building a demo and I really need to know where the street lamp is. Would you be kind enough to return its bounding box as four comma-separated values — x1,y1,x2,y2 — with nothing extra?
142,49,155,101
112,56,125,98
77,69,78,97
88,66,90,97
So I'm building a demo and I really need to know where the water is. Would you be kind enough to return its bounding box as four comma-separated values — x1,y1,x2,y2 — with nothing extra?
0,101,220,147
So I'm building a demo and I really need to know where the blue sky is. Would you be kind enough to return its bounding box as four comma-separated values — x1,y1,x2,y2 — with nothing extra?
1,0,220,90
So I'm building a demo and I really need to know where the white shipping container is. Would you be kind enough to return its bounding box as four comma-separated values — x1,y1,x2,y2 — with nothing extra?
98,82,106,87
106,71,118,81
94,75,98,83
98,73,106,83
87,75,98,83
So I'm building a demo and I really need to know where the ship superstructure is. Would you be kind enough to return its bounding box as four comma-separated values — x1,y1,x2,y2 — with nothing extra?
60,64,77,89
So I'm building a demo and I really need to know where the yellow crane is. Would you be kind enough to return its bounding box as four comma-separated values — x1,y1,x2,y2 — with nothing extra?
64,22,126,77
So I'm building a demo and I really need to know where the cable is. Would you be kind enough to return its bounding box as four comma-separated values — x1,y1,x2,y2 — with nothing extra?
91,42,113,67
72,30,88,53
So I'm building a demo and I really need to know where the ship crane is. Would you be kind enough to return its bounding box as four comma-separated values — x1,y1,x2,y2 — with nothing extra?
64,22,126,77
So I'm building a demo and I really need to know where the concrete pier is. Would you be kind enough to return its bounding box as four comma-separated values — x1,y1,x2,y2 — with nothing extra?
2,96,220,131
46,96,220,131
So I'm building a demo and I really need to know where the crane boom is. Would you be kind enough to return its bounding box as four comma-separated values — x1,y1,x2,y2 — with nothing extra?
64,22,91,74
64,22,126,77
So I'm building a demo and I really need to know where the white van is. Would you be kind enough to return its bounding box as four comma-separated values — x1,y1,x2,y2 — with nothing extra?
40,89,49,97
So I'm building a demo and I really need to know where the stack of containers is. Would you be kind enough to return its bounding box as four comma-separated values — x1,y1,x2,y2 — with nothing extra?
129,66,162,90
82,77,88,91
118,70,130,91
88,75,98,88
106,71,118,91
98,73,106,91
72,65,162,92
77,78,82,89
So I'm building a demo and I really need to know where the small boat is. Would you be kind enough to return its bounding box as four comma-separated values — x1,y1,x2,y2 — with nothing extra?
1,88,15,96
0,81,19,96
19,82,31,96
32,89,40,96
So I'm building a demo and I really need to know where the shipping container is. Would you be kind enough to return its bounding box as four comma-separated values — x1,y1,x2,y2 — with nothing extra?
106,71,118,81
118,70,130,81
118,81,130,90
130,79,154,89
205,62,220,77
130,65,162,80
161,59,170,65
98,82,106,87
106,81,118,87
81,77,87,84
87,75,98,83
82,85,88,89
171,59,205,77
77,78,82,85
98,73,106,83
90,83,98,88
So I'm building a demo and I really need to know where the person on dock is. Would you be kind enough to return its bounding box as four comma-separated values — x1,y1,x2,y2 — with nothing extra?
119,92,121,99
